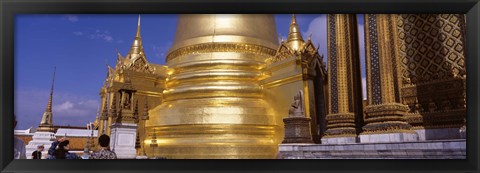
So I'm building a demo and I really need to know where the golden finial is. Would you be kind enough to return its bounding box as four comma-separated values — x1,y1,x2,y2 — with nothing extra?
136,15,141,38
286,14,305,51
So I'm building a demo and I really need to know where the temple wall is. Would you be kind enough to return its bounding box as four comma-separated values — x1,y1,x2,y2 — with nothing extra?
262,57,304,143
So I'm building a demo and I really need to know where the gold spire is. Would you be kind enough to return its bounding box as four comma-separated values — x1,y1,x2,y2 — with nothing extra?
127,15,144,57
38,67,56,132
45,66,56,113
286,14,305,51
136,15,141,38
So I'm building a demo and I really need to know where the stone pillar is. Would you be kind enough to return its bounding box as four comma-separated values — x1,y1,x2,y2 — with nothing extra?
110,122,138,159
360,14,418,143
322,14,363,144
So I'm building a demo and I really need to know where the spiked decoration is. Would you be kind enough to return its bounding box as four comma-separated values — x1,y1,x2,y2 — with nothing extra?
142,98,149,120
100,97,109,120
133,100,139,123
135,131,141,149
109,93,117,118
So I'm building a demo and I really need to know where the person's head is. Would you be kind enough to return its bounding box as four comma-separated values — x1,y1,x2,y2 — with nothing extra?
58,140,70,150
54,140,70,159
98,134,110,148
37,145,44,151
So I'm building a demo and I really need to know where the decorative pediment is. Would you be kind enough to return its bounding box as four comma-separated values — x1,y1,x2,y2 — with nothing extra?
126,54,155,74
267,42,294,64
302,39,317,56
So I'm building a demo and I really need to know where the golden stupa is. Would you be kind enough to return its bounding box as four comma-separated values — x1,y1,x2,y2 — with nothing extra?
100,14,327,159
146,14,280,159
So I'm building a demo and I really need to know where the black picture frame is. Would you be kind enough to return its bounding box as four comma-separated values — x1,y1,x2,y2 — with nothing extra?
1,0,479,173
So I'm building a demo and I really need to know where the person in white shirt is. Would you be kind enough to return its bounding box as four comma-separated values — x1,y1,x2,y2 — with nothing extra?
14,115,26,159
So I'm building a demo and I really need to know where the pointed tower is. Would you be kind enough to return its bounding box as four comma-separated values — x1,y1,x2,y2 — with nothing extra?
119,15,154,73
37,67,56,132
128,15,144,56
285,14,305,52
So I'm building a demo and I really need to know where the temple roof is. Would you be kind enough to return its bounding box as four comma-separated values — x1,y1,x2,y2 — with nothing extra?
111,15,155,75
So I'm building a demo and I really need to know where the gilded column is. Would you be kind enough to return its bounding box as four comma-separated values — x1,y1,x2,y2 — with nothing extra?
359,14,417,143
322,14,363,144
106,91,117,136
98,88,108,135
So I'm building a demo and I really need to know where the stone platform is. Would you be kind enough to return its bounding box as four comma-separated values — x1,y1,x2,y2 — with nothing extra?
279,139,466,159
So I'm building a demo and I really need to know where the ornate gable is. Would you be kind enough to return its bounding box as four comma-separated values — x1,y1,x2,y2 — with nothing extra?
267,42,294,64
125,54,155,74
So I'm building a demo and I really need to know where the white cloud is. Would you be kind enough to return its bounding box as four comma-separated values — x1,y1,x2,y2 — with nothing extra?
104,35,113,42
65,15,79,23
79,29,116,43
15,88,100,129
53,99,98,117
55,101,74,111
304,15,328,64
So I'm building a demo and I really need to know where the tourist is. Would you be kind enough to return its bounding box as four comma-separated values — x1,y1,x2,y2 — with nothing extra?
47,138,81,159
90,134,117,159
13,115,26,159
32,145,44,159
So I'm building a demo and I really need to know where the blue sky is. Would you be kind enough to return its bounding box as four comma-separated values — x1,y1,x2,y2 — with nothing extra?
14,14,366,130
